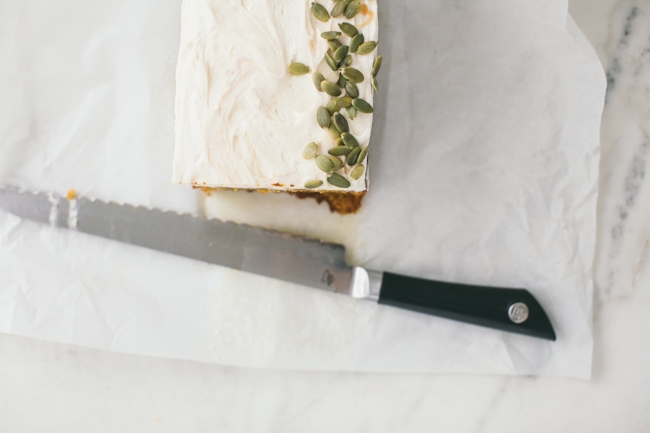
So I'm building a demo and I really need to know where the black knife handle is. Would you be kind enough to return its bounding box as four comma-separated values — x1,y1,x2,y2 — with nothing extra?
377,272,556,340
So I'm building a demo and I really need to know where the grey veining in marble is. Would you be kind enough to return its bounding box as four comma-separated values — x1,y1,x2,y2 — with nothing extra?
588,0,650,304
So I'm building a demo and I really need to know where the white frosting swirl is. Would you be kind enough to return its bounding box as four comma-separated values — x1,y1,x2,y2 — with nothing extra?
173,0,378,192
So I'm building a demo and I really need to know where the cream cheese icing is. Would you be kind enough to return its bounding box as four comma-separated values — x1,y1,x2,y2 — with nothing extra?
173,0,378,192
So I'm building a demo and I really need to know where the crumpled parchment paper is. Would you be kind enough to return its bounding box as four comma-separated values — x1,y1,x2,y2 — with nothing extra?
0,0,605,377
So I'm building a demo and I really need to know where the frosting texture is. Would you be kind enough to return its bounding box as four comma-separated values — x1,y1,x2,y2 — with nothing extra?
173,0,378,192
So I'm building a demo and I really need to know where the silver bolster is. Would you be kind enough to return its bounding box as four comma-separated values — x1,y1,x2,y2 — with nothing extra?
350,267,383,301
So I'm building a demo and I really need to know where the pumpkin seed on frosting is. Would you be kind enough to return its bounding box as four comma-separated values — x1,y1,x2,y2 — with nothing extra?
341,132,359,148
330,0,348,18
311,2,330,22
302,142,318,159
312,72,325,91
332,112,349,133
327,125,342,140
357,146,369,164
350,164,365,180
344,1,361,19
328,146,351,156
317,106,331,128
352,98,373,113
357,41,378,55
341,67,364,84
345,81,359,98
333,45,349,62
349,33,364,53
373,55,383,76
288,62,310,76
338,22,359,37
315,155,334,173
327,155,344,170
371,74,378,93
327,173,351,189
321,31,341,40
321,80,342,97
347,147,361,165
304,179,324,189
326,99,339,114
328,39,342,52
324,52,338,71
337,73,347,88
333,96,353,110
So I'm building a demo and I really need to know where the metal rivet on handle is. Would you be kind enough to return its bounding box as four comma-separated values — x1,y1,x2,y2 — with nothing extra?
508,302,529,324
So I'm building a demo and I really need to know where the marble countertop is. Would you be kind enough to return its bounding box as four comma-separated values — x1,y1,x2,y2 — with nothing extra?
1,0,649,431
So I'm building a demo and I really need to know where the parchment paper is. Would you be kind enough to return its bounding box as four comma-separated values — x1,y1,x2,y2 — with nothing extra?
0,0,605,377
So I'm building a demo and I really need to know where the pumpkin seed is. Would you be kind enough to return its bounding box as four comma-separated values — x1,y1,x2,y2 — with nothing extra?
338,22,358,37
324,52,338,71
357,41,377,55
352,98,373,113
349,33,364,53
304,179,323,189
342,67,364,83
337,96,353,109
358,146,369,164
337,73,347,88
372,54,383,76
347,147,361,165
327,96,352,113
350,164,365,180
327,173,351,188
327,125,341,140
345,81,359,98
321,31,341,40
288,61,310,76
342,54,353,67
326,99,340,113
341,132,359,148
371,74,378,92
321,80,342,97
312,72,325,91
332,112,349,133
327,155,344,170
302,142,318,159
333,45,348,62
315,155,334,173
328,146,351,156
311,2,330,22
335,138,344,147
330,0,348,17
345,105,357,120
317,106,331,128
344,1,361,19
328,39,342,51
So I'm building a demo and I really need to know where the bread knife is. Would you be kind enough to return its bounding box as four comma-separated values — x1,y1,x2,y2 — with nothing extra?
0,187,556,340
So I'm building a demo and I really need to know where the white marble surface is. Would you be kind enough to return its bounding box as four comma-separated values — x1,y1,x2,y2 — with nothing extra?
1,0,649,431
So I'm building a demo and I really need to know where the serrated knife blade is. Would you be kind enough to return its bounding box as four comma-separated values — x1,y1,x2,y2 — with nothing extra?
0,187,557,340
